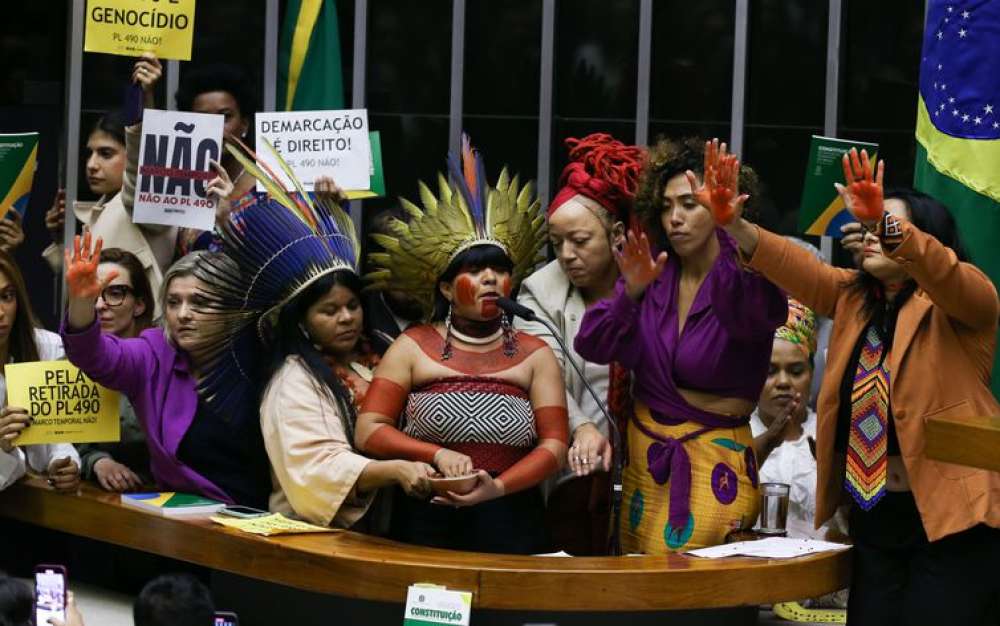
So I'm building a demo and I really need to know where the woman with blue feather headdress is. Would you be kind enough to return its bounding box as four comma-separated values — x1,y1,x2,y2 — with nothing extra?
192,138,438,528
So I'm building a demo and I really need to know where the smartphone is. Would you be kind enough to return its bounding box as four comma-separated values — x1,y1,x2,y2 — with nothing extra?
214,611,239,626
219,505,269,519
34,564,67,626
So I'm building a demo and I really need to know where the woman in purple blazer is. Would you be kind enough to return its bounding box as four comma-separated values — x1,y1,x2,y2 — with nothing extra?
61,232,269,508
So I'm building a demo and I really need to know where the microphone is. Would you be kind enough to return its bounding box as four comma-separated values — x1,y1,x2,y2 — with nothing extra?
497,296,624,555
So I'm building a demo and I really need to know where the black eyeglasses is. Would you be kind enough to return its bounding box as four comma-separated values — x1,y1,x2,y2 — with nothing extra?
99,285,134,307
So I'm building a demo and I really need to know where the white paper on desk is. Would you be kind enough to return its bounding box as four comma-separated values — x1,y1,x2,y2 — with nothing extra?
686,537,850,559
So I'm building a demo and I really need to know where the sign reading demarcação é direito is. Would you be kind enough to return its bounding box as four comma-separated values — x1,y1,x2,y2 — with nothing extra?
134,109,224,231
84,0,197,61
6,362,120,446
255,109,372,192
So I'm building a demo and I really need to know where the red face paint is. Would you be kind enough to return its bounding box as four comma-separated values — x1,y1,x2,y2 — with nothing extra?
500,276,512,297
455,275,477,307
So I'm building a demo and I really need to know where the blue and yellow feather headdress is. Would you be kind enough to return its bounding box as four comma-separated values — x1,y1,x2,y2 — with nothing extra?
365,134,546,318
193,137,360,417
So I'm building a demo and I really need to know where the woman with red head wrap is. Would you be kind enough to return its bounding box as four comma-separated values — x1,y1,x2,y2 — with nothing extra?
515,133,643,554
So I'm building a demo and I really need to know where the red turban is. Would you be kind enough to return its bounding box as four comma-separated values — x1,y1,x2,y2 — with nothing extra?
548,133,645,221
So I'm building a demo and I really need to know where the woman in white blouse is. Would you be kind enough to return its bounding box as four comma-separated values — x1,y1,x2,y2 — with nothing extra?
0,252,80,492
750,298,838,541
260,269,434,529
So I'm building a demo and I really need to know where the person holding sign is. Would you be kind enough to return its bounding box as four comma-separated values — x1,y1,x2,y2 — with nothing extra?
75,248,154,492
0,212,25,255
61,233,269,509
355,137,568,554
174,62,257,199
0,253,80,492
701,144,1000,625
43,55,178,319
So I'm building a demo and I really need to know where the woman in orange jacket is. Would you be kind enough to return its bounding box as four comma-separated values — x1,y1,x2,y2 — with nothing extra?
678,142,1000,626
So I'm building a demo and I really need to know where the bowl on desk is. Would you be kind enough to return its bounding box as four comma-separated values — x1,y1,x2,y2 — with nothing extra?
428,473,479,496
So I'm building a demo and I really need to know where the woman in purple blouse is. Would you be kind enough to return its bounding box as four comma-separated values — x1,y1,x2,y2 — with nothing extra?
575,138,786,553
60,232,270,508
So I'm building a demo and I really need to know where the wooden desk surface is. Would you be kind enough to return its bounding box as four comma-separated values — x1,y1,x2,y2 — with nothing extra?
925,414,1000,473
0,480,850,611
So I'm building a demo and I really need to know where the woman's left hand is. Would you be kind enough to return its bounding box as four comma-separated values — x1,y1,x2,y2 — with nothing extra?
431,469,505,507
47,456,81,494
206,159,235,227
835,147,884,227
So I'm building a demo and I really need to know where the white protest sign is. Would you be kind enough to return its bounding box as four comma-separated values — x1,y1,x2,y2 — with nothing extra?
403,584,471,626
134,109,224,231
255,109,371,192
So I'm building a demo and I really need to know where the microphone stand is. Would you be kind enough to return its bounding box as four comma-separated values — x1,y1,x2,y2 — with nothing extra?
497,298,624,555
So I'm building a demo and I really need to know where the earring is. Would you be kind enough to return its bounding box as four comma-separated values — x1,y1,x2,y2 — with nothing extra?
442,305,454,361
501,312,517,357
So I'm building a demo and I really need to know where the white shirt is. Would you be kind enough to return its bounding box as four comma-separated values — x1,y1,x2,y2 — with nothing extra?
515,260,611,490
0,329,81,491
750,408,828,540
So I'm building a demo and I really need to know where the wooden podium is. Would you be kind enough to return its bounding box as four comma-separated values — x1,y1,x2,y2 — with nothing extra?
925,414,1000,472
0,479,851,625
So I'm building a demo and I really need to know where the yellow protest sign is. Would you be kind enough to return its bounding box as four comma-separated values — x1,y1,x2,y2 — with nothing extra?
6,362,120,446
84,0,197,61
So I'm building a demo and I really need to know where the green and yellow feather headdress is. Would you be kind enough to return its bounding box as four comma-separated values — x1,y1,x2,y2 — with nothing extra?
364,135,546,318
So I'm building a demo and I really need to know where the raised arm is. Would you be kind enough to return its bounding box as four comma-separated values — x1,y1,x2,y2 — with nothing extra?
687,139,851,318
62,232,153,398
121,54,161,218
836,148,999,329
708,237,788,338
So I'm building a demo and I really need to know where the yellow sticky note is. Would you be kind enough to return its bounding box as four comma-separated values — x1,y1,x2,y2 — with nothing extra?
6,362,120,445
209,513,337,537
84,0,197,61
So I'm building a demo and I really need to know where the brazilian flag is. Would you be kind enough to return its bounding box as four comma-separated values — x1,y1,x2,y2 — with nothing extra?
915,1,1000,397
278,0,345,111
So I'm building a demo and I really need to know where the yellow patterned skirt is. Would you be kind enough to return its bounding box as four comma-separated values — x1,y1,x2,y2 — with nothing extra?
621,401,760,554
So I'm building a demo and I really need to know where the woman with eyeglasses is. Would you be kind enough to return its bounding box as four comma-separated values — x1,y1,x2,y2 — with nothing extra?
61,233,270,508
75,248,155,492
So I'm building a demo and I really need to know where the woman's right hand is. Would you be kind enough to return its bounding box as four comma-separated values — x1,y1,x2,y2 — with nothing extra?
65,230,117,301
392,460,434,497
614,229,668,301
46,189,66,243
93,457,144,492
0,406,31,453
763,392,802,445
433,448,473,477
